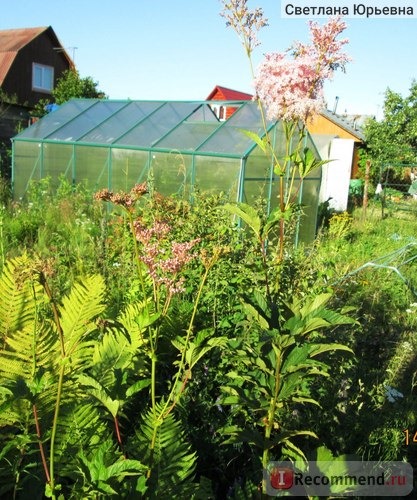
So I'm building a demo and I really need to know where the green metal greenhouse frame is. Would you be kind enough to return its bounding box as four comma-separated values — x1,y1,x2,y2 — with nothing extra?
11,98,322,242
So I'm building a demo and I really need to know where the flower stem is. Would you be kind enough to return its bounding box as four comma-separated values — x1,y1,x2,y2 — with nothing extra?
33,404,51,484
262,346,283,494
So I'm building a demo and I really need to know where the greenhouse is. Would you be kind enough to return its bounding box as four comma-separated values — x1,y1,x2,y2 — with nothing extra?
12,98,322,242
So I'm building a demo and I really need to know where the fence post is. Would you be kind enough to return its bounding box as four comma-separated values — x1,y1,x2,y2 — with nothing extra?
362,159,371,217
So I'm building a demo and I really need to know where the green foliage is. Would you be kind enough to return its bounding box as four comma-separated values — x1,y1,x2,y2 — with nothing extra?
220,292,354,465
0,255,111,498
52,69,107,104
1,177,417,497
71,438,147,498
131,403,203,498
363,80,417,170
31,70,107,117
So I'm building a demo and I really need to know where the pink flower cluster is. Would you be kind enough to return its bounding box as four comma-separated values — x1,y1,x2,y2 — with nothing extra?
254,17,350,123
134,219,200,296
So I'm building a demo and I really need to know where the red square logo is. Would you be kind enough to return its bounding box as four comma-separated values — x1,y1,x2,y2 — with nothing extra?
269,466,294,490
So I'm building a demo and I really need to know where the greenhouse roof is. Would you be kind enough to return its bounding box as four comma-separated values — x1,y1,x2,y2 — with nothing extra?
14,98,275,159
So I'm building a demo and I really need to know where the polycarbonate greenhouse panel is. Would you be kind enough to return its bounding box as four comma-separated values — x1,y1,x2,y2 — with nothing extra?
12,141,42,198
80,101,162,145
48,101,128,142
116,102,203,148
244,148,273,179
151,152,194,198
194,156,240,199
17,100,96,140
110,148,150,191
225,100,265,128
198,125,254,155
74,145,110,189
43,143,74,184
156,122,220,151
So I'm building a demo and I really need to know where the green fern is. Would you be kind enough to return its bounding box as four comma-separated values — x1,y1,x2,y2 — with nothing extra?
70,437,147,498
131,403,211,498
0,256,112,497
0,254,43,344
59,274,106,369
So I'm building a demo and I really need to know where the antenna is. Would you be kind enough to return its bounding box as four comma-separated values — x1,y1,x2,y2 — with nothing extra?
54,46,78,64
332,96,339,114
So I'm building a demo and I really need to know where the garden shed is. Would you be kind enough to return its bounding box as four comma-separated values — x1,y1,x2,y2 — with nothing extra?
12,98,322,242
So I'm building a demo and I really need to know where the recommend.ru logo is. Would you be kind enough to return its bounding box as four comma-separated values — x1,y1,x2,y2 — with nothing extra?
264,460,413,496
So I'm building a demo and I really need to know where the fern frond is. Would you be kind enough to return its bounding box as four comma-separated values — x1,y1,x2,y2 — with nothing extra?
53,398,108,463
59,274,106,366
117,299,158,352
0,255,43,343
133,403,201,497
92,328,134,376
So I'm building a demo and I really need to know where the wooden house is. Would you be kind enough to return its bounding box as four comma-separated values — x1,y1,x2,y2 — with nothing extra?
206,85,253,120
0,26,74,108
307,110,366,178
0,26,73,176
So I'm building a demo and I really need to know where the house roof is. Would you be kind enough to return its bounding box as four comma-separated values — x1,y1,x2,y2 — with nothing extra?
0,26,73,85
319,109,367,141
206,85,253,101
206,86,367,141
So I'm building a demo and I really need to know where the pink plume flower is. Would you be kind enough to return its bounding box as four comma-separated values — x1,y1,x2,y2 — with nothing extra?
134,219,200,296
254,17,350,123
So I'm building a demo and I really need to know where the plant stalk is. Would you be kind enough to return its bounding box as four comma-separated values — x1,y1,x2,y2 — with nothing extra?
262,345,283,494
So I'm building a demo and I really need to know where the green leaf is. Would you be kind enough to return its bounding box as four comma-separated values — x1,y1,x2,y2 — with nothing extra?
240,129,269,153
77,373,120,418
242,302,269,330
221,426,264,448
308,343,354,358
267,430,318,450
60,275,106,361
222,202,262,240
291,396,321,406
105,458,147,480
300,292,333,316
281,439,311,462
296,147,333,178
125,378,151,398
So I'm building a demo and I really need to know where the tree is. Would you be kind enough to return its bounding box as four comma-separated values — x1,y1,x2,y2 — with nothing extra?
364,80,417,168
53,69,107,104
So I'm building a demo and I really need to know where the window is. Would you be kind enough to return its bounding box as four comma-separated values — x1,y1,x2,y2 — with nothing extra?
211,104,227,121
32,63,54,92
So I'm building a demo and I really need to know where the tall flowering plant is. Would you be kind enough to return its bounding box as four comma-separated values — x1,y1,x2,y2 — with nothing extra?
94,184,224,489
221,1,350,258
220,2,354,495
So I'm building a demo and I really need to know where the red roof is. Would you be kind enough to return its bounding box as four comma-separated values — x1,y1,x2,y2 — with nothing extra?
206,85,253,101
0,26,47,52
0,26,73,85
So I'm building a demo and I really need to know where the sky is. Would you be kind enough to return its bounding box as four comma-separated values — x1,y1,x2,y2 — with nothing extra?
2,0,417,120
